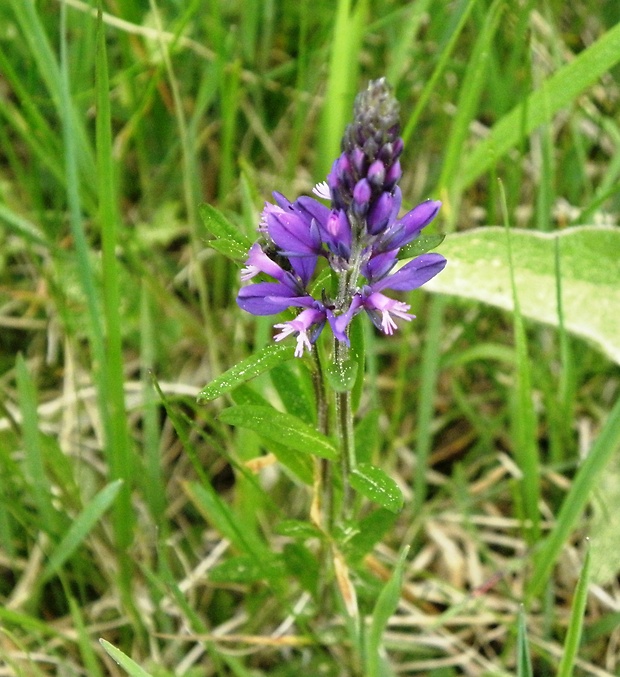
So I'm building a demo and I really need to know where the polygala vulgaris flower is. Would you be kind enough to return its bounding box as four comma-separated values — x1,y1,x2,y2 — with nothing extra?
237,78,447,356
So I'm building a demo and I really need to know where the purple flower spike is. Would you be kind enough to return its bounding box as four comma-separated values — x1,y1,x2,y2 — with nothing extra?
236,78,447,355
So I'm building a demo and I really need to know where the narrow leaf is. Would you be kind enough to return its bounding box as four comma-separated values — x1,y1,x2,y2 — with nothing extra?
557,546,591,677
42,480,124,582
198,343,295,403
461,21,620,188
398,233,445,259
99,640,154,677
367,546,409,677
350,463,404,513
209,555,283,584
517,607,533,677
199,203,252,249
219,405,337,460
528,395,620,597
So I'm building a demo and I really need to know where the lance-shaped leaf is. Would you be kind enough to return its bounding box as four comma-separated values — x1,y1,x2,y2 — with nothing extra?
198,343,295,403
219,405,338,460
199,203,253,261
350,463,404,513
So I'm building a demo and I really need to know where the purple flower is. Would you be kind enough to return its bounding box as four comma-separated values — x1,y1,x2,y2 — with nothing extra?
235,78,447,356
334,252,447,338
274,306,328,357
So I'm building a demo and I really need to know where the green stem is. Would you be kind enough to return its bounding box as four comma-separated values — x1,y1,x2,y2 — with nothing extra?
310,346,334,532
334,337,356,520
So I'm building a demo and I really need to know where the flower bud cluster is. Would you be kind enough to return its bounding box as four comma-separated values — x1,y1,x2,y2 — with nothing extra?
237,79,446,357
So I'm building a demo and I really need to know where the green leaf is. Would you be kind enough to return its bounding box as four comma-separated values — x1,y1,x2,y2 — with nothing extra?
42,479,124,582
197,343,295,403
461,21,620,188
209,555,283,584
589,454,620,585
282,543,320,595
528,394,620,598
208,238,248,261
425,226,620,365
350,463,403,513
199,203,253,252
346,509,398,562
199,202,246,242
517,607,533,677
557,546,591,677
219,405,338,460
355,409,380,465
398,233,446,259
271,363,315,424
275,520,322,540
99,640,154,677
367,546,409,677
325,358,358,393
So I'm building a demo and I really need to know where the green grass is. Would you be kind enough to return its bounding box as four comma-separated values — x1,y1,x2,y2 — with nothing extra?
1,0,619,675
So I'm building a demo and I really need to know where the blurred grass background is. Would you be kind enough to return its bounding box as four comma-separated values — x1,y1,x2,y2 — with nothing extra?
0,0,620,675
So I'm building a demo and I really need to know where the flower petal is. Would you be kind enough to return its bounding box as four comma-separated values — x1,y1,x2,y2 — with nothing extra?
237,282,313,315
372,253,447,292
377,199,441,252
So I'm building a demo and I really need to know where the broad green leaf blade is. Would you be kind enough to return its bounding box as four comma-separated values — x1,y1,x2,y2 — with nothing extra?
461,21,620,188
41,480,124,582
197,343,295,403
424,226,620,365
367,546,409,677
219,405,337,460
589,453,620,585
230,387,314,485
350,463,404,513
557,547,591,677
99,640,154,677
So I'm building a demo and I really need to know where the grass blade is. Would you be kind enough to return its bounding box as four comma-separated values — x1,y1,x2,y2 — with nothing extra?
557,545,591,677
528,397,620,598
461,21,620,188
99,640,153,677
41,479,124,582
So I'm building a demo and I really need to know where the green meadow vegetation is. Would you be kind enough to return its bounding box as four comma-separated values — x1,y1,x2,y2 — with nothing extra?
1,0,620,675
